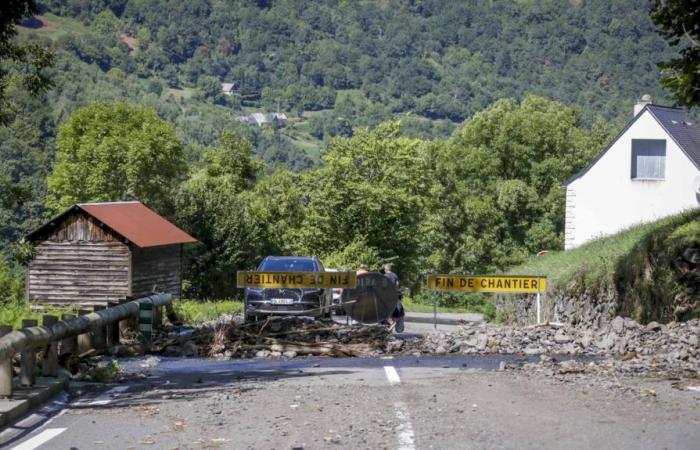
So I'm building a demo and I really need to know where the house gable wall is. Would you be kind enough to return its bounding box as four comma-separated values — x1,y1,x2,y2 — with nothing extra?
566,110,700,249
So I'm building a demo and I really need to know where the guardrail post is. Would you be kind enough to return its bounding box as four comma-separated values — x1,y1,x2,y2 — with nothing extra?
41,315,59,377
77,309,92,355
91,305,107,351
59,314,77,357
106,302,120,347
20,319,38,387
0,325,13,397
139,301,153,345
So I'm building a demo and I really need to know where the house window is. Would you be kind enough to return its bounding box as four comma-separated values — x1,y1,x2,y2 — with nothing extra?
631,139,666,179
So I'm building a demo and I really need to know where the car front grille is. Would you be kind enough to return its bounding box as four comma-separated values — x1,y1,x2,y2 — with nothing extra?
262,288,302,301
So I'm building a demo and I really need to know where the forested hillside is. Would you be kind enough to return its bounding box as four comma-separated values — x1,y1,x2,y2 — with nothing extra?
0,0,682,301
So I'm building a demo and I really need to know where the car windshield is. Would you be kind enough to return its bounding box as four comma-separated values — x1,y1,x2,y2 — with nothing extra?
259,258,317,272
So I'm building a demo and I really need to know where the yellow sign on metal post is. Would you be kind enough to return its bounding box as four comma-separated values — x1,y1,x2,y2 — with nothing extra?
236,271,357,289
426,274,546,293
426,274,547,325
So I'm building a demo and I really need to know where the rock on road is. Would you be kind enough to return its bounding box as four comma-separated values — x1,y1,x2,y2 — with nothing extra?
3,354,700,450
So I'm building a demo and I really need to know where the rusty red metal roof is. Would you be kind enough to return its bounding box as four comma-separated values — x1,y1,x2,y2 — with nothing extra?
76,201,197,248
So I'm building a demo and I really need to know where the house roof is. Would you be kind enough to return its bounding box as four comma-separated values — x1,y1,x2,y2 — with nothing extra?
564,104,700,186
249,112,269,124
27,201,197,248
221,82,235,91
647,105,700,167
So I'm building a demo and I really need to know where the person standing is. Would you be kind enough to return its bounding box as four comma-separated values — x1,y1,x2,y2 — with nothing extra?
383,263,405,332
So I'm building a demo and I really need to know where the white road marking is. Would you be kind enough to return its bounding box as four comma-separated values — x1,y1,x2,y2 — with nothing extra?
10,428,66,450
383,366,416,449
384,366,401,384
75,385,130,406
393,401,416,450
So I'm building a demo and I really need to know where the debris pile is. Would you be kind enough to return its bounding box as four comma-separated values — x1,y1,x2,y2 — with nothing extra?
414,316,700,376
149,313,699,378
154,317,404,359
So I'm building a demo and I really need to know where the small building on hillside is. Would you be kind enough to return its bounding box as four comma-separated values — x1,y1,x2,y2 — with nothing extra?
235,112,288,128
25,201,197,305
248,112,269,126
271,112,288,127
563,95,700,249
221,82,236,96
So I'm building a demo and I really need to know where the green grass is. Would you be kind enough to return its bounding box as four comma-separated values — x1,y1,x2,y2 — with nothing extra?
16,13,90,41
403,294,496,320
173,299,244,324
167,87,195,101
0,303,80,329
509,209,700,292
403,297,481,314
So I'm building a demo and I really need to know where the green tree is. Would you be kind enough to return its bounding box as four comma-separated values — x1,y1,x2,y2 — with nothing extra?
46,102,185,215
176,131,265,298
292,122,430,286
0,254,23,306
651,0,700,106
0,0,54,124
421,96,611,275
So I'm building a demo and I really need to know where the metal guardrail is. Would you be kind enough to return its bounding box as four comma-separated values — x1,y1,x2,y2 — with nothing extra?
0,294,172,398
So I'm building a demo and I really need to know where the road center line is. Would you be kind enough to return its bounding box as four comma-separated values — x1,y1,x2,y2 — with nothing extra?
10,428,66,450
393,401,416,450
384,365,401,384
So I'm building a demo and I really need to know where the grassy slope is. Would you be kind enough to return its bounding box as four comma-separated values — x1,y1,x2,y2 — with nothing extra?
510,209,700,289
509,209,700,321
18,15,328,164
16,14,90,40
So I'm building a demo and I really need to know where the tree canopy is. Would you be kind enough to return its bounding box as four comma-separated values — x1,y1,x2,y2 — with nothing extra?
46,102,185,215
0,0,53,124
652,0,700,106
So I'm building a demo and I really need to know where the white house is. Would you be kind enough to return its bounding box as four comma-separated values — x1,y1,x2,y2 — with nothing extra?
221,82,235,96
248,112,269,126
563,96,700,249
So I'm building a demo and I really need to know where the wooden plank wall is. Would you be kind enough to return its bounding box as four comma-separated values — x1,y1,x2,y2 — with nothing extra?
130,245,181,299
28,241,130,305
33,212,121,242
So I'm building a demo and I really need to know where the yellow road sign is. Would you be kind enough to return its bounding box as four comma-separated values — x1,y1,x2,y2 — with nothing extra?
427,274,546,293
237,271,357,289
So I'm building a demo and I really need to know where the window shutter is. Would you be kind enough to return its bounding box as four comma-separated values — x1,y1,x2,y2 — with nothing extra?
631,140,666,179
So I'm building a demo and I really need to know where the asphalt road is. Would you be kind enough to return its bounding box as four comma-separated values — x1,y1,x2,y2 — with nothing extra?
2,353,700,450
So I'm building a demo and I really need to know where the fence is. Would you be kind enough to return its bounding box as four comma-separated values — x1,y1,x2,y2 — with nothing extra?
0,294,172,398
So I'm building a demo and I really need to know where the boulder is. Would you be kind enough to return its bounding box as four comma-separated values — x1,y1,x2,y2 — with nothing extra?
611,316,625,334
553,329,573,344
645,321,663,332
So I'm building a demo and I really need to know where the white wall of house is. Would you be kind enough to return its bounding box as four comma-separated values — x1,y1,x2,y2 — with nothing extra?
565,110,700,249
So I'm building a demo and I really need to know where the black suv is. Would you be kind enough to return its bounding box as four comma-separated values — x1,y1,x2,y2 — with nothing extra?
243,256,333,322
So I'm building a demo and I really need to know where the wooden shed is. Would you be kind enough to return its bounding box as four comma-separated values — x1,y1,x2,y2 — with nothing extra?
25,201,197,306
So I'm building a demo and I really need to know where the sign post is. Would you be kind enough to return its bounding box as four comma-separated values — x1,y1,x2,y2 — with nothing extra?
426,274,547,325
432,291,437,330
536,289,541,325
